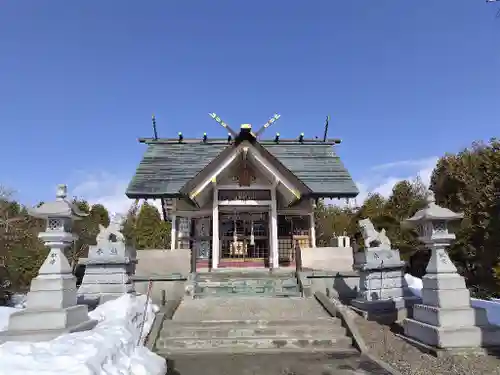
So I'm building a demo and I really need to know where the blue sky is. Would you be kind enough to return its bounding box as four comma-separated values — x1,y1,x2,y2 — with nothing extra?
0,1,498,213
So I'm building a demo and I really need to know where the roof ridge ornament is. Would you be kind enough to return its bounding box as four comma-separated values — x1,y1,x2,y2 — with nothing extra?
208,113,237,137
208,112,281,140
255,113,281,137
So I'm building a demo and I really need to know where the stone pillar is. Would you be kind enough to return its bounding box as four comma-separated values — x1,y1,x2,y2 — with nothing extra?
402,191,500,349
78,214,137,305
1,185,97,342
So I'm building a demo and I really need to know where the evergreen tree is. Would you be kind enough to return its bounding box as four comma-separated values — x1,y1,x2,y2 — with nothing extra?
314,201,355,246
69,199,110,270
89,204,110,228
134,202,171,249
431,138,500,298
122,200,139,247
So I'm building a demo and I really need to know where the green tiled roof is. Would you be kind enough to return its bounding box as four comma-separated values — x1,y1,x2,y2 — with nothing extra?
125,141,358,199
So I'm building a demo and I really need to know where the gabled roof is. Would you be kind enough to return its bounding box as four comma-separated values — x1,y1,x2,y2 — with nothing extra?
179,140,312,198
125,139,359,199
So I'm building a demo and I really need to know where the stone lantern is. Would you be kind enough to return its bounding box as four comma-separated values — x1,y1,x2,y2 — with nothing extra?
2,184,97,342
403,190,463,275
401,190,500,349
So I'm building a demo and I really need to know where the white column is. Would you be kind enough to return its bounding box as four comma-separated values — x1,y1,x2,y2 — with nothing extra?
270,187,279,268
212,181,219,269
337,235,350,248
170,215,177,250
309,213,316,248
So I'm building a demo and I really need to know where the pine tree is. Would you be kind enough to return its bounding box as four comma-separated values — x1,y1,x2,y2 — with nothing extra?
89,204,110,228
134,202,170,249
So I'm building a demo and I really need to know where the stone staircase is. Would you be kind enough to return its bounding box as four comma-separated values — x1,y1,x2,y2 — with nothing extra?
192,270,301,298
156,317,355,355
155,297,358,357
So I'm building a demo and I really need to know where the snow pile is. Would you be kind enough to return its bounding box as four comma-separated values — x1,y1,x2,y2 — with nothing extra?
0,294,166,375
404,273,500,326
0,294,29,331
404,273,422,298
8,294,27,309
0,307,17,331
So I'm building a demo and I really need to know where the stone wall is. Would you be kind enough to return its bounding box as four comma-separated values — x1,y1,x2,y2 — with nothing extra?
298,271,360,302
134,249,190,304
301,246,354,272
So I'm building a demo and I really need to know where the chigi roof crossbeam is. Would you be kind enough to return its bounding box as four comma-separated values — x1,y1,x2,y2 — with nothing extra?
142,112,341,145
127,112,358,200
138,137,342,145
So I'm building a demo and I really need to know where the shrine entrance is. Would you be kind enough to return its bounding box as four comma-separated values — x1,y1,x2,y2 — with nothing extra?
219,211,270,268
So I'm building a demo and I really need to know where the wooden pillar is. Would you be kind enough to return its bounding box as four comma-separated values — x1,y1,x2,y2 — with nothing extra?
211,179,219,269
170,215,177,250
160,198,168,222
310,199,316,248
270,186,279,268
310,213,316,248
295,239,302,273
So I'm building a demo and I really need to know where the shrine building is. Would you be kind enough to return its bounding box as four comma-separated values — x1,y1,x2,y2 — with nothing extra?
125,114,358,270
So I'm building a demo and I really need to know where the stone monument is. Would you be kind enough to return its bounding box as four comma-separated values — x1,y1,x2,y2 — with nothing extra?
78,213,137,305
402,191,500,349
351,218,415,322
1,184,97,342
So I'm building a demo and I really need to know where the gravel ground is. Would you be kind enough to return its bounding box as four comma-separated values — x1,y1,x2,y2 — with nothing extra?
353,314,500,375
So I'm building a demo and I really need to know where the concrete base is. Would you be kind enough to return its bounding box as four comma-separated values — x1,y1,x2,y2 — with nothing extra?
350,305,407,325
351,297,405,312
77,275,135,305
404,317,500,348
350,296,421,324
78,282,134,295
350,298,407,324
413,304,485,327
2,305,97,343
395,332,489,357
78,251,136,307
78,291,137,308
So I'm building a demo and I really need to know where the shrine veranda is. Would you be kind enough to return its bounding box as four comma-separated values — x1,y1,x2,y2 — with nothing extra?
125,115,358,271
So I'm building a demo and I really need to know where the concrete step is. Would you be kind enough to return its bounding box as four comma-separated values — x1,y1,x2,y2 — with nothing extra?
193,289,301,298
156,316,354,355
156,335,354,354
164,317,341,326
160,319,346,339
196,271,296,281
162,352,388,375
193,272,300,299
195,280,298,288
195,277,299,285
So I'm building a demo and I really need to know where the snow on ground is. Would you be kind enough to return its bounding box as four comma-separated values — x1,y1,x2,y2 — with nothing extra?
405,273,500,326
0,294,167,375
0,294,27,331
0,306,17,331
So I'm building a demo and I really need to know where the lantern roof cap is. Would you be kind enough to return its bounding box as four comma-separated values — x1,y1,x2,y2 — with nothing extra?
404,190,463,225
28,184,88,220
